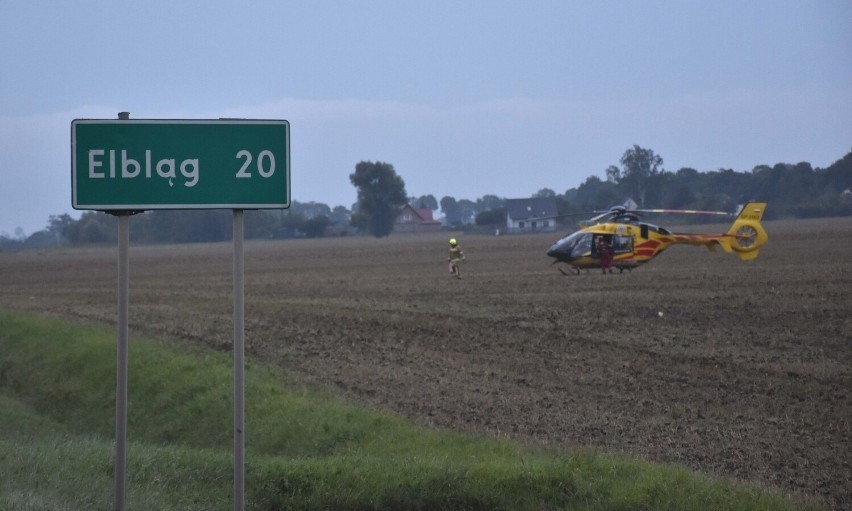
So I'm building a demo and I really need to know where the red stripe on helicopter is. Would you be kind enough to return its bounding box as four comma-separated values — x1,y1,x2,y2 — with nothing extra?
636,240,661,249
633,241,660,257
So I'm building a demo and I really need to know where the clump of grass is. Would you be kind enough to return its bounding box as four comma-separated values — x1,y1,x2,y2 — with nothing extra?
0,311,823,510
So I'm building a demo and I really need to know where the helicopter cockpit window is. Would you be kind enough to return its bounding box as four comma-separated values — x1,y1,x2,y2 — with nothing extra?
571,233,593,258
551,231,591,258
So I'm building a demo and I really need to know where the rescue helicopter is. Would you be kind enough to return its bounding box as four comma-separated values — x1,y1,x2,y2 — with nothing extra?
546,202,768,274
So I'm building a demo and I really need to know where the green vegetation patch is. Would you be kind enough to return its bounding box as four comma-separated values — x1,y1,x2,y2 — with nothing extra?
0,311,819,510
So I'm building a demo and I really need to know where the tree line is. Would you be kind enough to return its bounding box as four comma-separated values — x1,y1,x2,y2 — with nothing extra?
3,146,850,249
556,145,852,221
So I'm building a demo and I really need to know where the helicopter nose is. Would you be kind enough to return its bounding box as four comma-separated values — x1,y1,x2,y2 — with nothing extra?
547,235,577,261
547,243,565,259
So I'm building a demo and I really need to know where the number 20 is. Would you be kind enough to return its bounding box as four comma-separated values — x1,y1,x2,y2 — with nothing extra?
236,150,276,178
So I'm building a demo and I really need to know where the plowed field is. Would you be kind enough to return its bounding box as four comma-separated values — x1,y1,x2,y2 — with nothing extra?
1,217,849,508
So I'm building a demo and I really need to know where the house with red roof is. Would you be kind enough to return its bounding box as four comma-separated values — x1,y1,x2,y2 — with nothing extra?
395,204,442,233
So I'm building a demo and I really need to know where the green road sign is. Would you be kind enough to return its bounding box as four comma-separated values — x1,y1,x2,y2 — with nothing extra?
71,119,290,210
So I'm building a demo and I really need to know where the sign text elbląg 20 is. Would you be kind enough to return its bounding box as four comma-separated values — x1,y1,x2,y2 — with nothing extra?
72,119,290,210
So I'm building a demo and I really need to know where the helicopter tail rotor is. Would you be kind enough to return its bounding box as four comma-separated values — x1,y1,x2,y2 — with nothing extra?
722,202,768,260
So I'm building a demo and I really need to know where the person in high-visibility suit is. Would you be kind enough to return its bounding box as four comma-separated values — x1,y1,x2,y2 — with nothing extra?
596,235,614,274
447,238,465,279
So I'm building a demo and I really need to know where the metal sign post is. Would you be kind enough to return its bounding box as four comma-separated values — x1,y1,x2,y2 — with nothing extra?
113,110,132,511
232,209,246,511
114,212,129,511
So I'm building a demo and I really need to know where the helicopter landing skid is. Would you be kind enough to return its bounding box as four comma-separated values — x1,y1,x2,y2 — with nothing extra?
558,266,581,276
556,264,632,275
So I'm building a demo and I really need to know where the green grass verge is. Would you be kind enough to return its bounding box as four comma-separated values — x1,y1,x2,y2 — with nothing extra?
0,310,822,510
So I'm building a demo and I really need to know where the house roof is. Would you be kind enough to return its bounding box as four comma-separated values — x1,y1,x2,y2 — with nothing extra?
505,197,557,221
413,207,435,221
397,204,441,224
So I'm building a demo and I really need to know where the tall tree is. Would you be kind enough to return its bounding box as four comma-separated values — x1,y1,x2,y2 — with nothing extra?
47,213,74,242
329,205,351,226
605,165,621,183
456,199,477,225
410,194,438,211
302,216,331,238
349,161,407,238
291,200,332,219
572,175,618,210
618,145,664,206
440,196,461,226
475,207,507,226
476,194,505,212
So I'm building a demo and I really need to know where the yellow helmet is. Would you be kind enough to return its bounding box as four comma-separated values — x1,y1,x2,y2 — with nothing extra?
449,238,457,246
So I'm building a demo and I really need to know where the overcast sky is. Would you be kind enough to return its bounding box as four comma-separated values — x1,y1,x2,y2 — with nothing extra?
1,1,850,236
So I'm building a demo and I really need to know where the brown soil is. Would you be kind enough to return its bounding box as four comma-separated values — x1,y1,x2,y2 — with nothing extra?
1,217,849,508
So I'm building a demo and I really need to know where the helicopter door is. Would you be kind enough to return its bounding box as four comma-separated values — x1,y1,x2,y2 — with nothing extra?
612,235,633,255
640,224,649,239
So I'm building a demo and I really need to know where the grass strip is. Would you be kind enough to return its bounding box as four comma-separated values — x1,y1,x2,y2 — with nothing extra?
0,310,821,510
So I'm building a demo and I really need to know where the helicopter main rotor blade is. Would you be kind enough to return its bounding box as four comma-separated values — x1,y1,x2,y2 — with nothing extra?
587,210,616,222
544,206,734,224
536,211,601,221
633,208,732,217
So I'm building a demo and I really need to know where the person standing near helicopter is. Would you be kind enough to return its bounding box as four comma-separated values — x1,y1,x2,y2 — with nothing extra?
596,235,614,273
448,238,465,279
